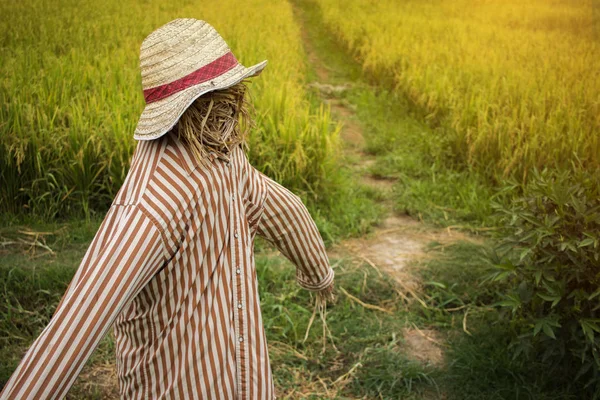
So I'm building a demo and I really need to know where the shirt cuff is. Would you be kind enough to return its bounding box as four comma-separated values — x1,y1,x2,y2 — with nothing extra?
297,267,335,292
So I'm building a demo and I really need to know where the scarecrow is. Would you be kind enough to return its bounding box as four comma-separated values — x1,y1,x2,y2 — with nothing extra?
1,18,336,400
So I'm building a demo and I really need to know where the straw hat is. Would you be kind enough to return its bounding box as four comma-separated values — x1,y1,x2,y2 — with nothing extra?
133,18,268,141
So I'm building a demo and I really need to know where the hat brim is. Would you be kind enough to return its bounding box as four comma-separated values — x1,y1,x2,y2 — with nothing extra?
133,60,267,141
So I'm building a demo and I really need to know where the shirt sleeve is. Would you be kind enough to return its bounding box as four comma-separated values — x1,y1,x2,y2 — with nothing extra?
0,204,167,400
253,168,335,292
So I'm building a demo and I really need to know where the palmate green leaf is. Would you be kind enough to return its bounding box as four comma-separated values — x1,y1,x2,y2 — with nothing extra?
534,320,544,337
537,293,561,308
533,318,560,340
559,242,567,252
520,230,540,244
578,238,596,248
545,214,561,228
546,318,562,328
519,248,533,262
496,294,521,311
565,242,578,253
495,261,517,271
580,319,600,343
519,213,540,226
542,323,557,339
534,270,543,285
588,288,600,301
492,270,515,282
534,318,561,340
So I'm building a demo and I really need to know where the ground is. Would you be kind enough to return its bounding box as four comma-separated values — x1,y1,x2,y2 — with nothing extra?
294,0,485,375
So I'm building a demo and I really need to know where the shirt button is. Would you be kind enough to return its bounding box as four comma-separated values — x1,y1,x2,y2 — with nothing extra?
236,268,241,274
238,336,244,342
237,302,243,309
234,232,239,238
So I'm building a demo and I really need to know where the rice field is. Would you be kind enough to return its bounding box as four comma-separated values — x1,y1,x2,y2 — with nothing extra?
3,0,597,219
314,0,599,183
2,1,599,398
0,0,341,219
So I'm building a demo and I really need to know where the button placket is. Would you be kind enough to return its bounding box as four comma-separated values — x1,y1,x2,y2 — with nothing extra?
228,158,246,398
234,194,246,376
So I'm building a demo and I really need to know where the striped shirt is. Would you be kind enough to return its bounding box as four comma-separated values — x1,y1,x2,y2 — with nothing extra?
0,133,335,399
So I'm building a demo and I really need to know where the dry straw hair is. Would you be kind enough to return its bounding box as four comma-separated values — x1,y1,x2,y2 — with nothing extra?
172,79,256,169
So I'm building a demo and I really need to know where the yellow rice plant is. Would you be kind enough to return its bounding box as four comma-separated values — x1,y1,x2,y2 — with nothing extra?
314,0,599,183
0,0,340,218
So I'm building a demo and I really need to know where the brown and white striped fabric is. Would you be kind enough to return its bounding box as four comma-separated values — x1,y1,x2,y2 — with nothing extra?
0,133,335,399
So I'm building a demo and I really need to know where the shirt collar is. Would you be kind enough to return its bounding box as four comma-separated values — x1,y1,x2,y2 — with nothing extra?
168,133,229,175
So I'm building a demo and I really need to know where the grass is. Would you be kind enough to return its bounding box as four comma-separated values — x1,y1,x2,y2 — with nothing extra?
1,219,586,399
0,220,438,399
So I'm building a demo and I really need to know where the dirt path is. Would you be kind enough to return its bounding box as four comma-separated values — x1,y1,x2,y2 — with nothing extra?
293,1,485,371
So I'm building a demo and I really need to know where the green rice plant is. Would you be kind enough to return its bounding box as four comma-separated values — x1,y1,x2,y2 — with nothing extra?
0,0,342,220
312,0,599,184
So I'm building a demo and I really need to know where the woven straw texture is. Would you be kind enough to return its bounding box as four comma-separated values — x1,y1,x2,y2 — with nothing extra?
134,18,267,141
